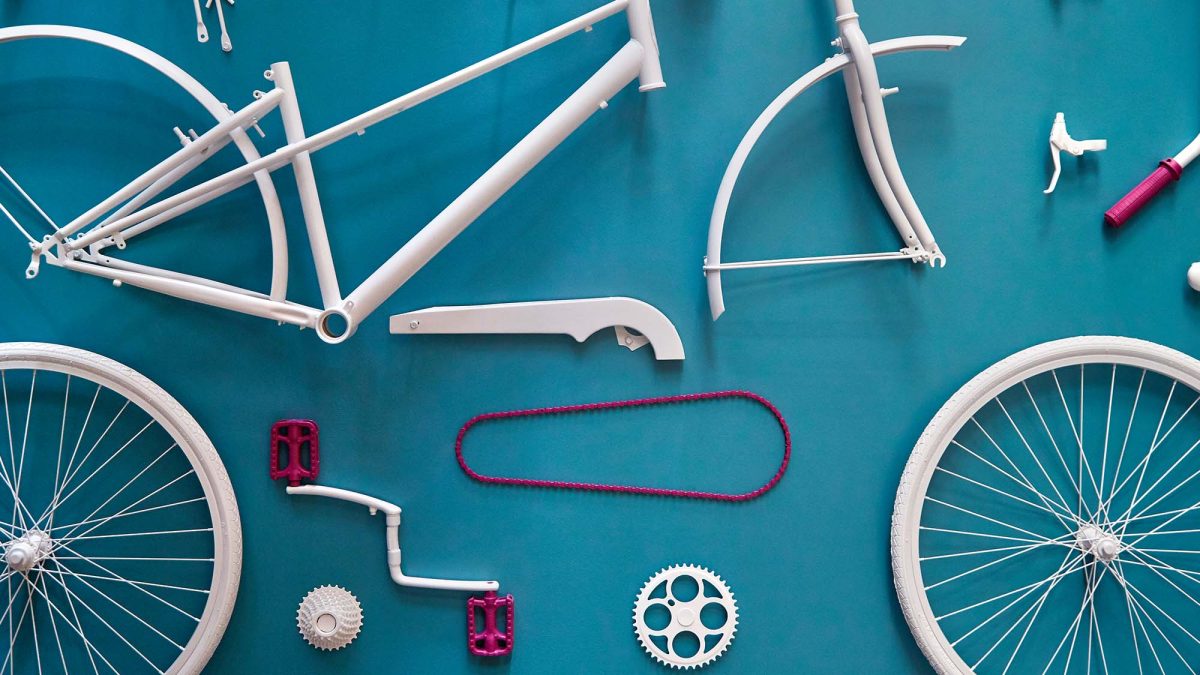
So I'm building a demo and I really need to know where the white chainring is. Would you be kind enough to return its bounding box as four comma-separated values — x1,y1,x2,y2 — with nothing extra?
633,564,738,669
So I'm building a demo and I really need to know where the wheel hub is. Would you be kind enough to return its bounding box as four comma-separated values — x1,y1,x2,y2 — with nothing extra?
4,530,52,573
1075,524,1122,562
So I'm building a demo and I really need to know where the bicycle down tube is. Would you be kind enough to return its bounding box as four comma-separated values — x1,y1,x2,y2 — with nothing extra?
21,0,665,344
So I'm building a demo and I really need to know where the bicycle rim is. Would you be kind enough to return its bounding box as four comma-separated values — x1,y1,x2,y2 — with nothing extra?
0,343,240,674
894,336,1200,674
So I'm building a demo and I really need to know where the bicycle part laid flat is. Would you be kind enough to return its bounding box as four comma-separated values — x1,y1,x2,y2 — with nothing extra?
1106,131,1200,228
704,2,964,320
390,297,686,361
11,2,676,350
467,591,514,657
0,25,288,302
894,336,1200,673
455,390,790,500
269,420,319,487
1044,113,1107,195
633,564,737,669
0,343,241,674
297,585,362,651
273,446,512,654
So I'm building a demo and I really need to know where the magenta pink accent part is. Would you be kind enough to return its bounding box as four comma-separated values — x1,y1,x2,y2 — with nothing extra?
455,390,791,501
269,419,320,487
467,591,514,657
1105,158,1184,228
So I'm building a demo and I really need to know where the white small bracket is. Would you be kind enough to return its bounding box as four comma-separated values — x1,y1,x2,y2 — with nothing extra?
390,297,685,361
1045,112,1106,194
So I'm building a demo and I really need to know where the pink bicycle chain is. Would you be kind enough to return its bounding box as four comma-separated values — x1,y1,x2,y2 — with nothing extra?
455,390,791,501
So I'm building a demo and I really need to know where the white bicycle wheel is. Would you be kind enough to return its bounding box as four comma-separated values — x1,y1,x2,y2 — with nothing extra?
0,343,240,674
894,336,1200,674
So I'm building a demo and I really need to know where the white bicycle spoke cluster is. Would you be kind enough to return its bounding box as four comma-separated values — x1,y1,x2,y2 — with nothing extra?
895,337,1200,674
0,344,239,674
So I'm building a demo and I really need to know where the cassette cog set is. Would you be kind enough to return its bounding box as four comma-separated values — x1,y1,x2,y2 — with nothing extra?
633,564,739,670
297,585,364,651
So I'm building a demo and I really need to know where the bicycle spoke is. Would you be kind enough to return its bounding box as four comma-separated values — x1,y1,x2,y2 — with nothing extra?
1124,549,1200,609
1,577,33,674
919,526,1058,545
950,437,1078,526
60,584,102,675
51,445,182,543
48,568,209,596
43,564,187,650
925,496,1058,544
925,534,1072,591
37,418,154,525
1113,565,1198,674
1119,556,1200,585
55,527,213,544
933,466,1075,525
29,573,42,675
938,552,1084,623
1116,561,1147,675
1019,384,1092,521
49,374,71,533
13,372,36,531
54,542,201,622
51,496,205,535
976,551,1069,672
34,572,67,675
2,373,28,531
25,569,116,674
967,415,1079,526
1051,368,1104,519
40,399,131,526
36,566,164,672
921,541,1057,562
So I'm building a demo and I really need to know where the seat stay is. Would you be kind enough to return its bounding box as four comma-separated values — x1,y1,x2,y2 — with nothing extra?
92,131,237,243
64,88,285,250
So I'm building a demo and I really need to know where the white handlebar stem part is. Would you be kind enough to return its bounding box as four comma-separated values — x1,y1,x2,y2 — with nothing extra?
625,0,664,91
286,485,499,593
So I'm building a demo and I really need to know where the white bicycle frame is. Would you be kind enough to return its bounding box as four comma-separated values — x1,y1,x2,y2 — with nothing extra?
6,1,684,356
702,0,964,320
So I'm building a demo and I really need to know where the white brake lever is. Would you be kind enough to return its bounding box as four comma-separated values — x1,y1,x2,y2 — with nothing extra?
1045,113,1107,194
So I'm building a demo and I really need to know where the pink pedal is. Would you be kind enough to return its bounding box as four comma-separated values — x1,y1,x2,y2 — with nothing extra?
270,420,320,487
467,591,514,657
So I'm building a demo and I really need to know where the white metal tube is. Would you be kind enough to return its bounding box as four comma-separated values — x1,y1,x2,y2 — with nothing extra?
58,2,635,260
0,25,292,303
272,62,343,308
343,41,645,324
702,35,964,320
63,89,284,245
838,20,938,253
704,250,919,271
841,66,921,250
94,147,217,236
59,258,320,327
626,0,664,91
91,255,273,299
286,485,499,593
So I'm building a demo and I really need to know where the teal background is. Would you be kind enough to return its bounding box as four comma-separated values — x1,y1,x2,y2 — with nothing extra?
1,0,1199,672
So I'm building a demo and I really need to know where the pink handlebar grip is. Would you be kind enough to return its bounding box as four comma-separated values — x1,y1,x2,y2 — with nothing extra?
1105,158,1183,227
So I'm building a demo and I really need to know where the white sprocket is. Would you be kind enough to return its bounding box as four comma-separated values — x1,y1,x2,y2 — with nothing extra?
633,564,738,669
297,585,363,651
